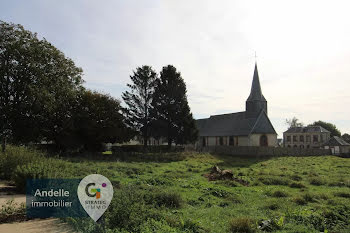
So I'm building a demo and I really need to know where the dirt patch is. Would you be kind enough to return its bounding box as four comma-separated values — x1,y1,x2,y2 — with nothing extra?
0,218,75,233
204,166,249,186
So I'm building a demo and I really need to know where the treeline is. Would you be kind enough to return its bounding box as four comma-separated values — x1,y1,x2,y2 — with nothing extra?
0,21,198,152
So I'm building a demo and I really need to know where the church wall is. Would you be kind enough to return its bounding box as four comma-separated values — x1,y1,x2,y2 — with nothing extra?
237,136,249,146
249,134,277,147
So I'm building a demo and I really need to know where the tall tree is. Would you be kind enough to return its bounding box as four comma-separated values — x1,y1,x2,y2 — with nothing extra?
151,65,198,147
308,121,341,137
0,21,83,151
285,117,304,129
122,66,157,147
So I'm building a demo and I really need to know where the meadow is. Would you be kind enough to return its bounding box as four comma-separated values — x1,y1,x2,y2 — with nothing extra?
1,146,350,232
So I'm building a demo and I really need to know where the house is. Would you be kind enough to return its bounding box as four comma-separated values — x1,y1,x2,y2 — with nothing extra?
195,63,277,147
283,126,331,148
323,136,350,155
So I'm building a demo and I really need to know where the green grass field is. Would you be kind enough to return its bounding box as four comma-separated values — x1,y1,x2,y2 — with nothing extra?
1,147,350,232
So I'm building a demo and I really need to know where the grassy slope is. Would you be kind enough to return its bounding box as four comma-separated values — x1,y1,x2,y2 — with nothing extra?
64,153,350,232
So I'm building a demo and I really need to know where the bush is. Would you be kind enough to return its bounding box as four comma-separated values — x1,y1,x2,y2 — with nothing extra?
0,199,26,223
271,190,288,198
334,192,350,198
154,192,183,208
229,217,256,233
309,177,325,186
141,219,177,233
0,145,44,180
289,182,306,188
12,158,73,193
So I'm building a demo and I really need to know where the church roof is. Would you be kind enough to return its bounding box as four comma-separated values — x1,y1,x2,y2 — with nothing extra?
323,136,350,146
196,110,276,137
246,63,266,102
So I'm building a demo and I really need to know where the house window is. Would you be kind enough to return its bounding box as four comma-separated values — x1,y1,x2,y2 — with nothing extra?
313,135,318,143
202,137,206,147
219,137,224,146
229,136,234,146
306,135,310,142
293,135,297,142
287,145,291,148
287,136,291,142
300,145,304,148
293,145,297,148
307,145,310,148
300,135,304,142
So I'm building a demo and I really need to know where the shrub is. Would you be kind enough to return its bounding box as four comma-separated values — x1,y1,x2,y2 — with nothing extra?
289,182,306,188
141,219,177,233
334,192,350,198
309,177,325,186
271,190,288,198
229,217,256,233
0,145,44,180
290,175,303,181
153,192,183,208
12,158,73,193
0,199,26,223
293,196,307,205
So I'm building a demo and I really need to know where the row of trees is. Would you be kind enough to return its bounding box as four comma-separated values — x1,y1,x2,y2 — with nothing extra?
122,65,198,147
285,117,349,142
0,21,198,152
0,21,132,152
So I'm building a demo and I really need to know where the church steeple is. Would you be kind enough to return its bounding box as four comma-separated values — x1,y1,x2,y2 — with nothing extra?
246,63,267,118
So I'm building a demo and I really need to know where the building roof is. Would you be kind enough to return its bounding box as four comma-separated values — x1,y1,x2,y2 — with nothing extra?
323,136,350,146
284,126,330,134
246,63,266,102
196,110,276,137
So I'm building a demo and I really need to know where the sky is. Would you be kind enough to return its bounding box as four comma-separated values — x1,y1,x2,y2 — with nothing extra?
1,0,350,136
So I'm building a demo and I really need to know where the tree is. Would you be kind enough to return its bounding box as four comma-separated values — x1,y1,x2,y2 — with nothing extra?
285,117,304,129
308,121,341,137
151,65,198,147
70,90,132,151
0,21,83,151
122,66,158,147
342,133,350,143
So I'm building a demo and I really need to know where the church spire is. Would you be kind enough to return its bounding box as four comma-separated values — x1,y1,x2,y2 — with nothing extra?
247,63,266,101
246,63,267,117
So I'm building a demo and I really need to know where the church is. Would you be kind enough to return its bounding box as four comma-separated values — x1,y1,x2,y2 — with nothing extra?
196,63,277,147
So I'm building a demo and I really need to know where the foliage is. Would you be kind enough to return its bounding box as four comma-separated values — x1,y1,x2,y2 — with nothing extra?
309,120,341,137
0,199,26,223
285,117,304,128
0,145,44,179
229,217,256,233
71,90,131,151
151,65,198,146
0,21,83,151
341,133,350,143
122,65,158,147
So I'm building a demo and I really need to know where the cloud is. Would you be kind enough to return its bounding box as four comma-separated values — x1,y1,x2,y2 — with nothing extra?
1,0,350,136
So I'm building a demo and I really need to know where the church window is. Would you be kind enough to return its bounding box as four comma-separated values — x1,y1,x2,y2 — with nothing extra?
219,137,224,146
229,136,234,146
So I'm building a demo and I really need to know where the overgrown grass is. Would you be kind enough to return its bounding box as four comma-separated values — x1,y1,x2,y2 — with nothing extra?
1,146,350,232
